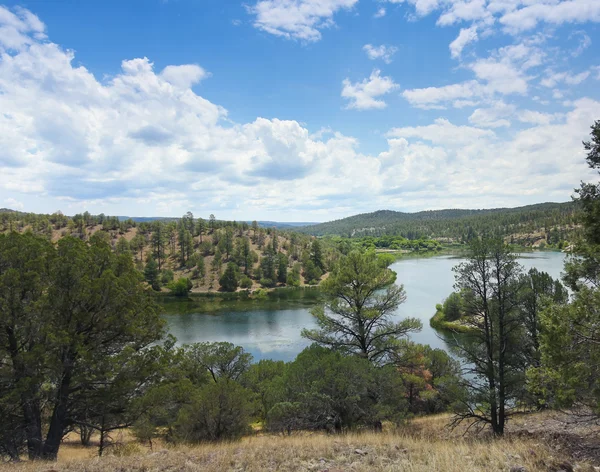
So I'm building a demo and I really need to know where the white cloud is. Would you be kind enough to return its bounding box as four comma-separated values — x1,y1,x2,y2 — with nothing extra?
363,44,398,63
374,7,387,18
160,64,209,89
571,31,591,57
388,118,496,145
0,5,45,50
341,70,399,110
403,80,483,109
3,198,24,210
468,101,516,128
390,0,600,35
449,25,478,58
517,110,558,126
541,70,590,88
437,0,494,27
246,0,358,42
499,1,600,34
0,6,599,219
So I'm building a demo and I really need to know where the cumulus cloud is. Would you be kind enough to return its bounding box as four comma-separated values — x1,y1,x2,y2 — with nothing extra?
388,0,600,35
341,70,399,110
0,6,598,219
363,44,398,63
160,64,209,88
246,0,358,42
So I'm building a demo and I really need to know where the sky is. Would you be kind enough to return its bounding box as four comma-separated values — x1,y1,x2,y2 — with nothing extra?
0,0,599,222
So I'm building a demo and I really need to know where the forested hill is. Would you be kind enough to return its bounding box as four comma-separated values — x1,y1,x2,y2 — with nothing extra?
296,202,581,245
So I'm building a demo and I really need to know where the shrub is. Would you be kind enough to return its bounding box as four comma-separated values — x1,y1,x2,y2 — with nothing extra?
260,277,275,288
160,269,174,285
239,275,253,289
173,381,251,443
167,277,193,296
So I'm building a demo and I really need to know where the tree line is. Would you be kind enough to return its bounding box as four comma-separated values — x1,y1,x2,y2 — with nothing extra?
298,202,580,246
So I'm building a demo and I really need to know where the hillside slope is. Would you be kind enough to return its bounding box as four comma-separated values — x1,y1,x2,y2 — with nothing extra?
297,202,581,245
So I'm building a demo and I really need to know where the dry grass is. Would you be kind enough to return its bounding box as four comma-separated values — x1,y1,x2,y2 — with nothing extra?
0,414,596,472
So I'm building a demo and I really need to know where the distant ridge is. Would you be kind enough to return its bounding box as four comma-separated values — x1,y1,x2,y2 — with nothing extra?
295,202,580,241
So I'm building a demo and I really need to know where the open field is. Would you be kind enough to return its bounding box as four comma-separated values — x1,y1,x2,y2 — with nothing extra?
1,413,598,472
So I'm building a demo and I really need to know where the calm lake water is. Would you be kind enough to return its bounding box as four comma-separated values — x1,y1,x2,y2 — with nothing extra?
163,251,567,362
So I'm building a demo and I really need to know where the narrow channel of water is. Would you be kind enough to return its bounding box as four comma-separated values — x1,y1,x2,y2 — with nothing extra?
163,251,567,361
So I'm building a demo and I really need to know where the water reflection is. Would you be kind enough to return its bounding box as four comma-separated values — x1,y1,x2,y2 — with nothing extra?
163,251,567,361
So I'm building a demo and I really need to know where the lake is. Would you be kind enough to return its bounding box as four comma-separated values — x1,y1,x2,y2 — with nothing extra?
163,251,567,362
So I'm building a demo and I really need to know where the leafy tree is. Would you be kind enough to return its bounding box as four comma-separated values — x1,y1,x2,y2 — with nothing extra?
260,247,276,281
183,342,252,383
518,268,568,367
302,260,322,284
302,250,421,365
196,218,206,242
219,262,240,292
277,253,288,284
144,257,160,291
242,359,286,421
449,239,525,435
0,233,165,460
115,236,130,255
442,292,463,322
528,288,600,415
310,239,325,272
131,234,146,262
287,263,301,287
529,122,600,417
150,222,167,271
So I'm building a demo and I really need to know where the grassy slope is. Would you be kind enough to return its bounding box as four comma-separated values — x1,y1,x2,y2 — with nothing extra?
2,413,597,471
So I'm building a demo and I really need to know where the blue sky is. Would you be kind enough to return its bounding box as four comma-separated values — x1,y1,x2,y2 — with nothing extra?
0,0,599,221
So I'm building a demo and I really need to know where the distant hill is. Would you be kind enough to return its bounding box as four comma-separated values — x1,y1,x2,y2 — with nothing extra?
296,202,581,245
116,217,315,229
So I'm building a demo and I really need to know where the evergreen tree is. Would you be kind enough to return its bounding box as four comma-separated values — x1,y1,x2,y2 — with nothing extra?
219,262,240,292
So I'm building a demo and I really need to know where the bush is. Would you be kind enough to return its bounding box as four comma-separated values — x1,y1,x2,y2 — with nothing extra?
173,381,251,443
167,277,193,296
260,277,275,288
239,275,253,289
160,270,174,285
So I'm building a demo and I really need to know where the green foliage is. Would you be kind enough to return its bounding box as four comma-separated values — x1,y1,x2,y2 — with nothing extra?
529,122,600,417
528,288,600,414
160,269,174,285
0,232,165,460
219,262,240,292
144,257,160,290
297,203,581,243
239,275,253,289
167,277,193,296
449,239,528,435
442,292,463,322
173,380,251,442
302,250,421,365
